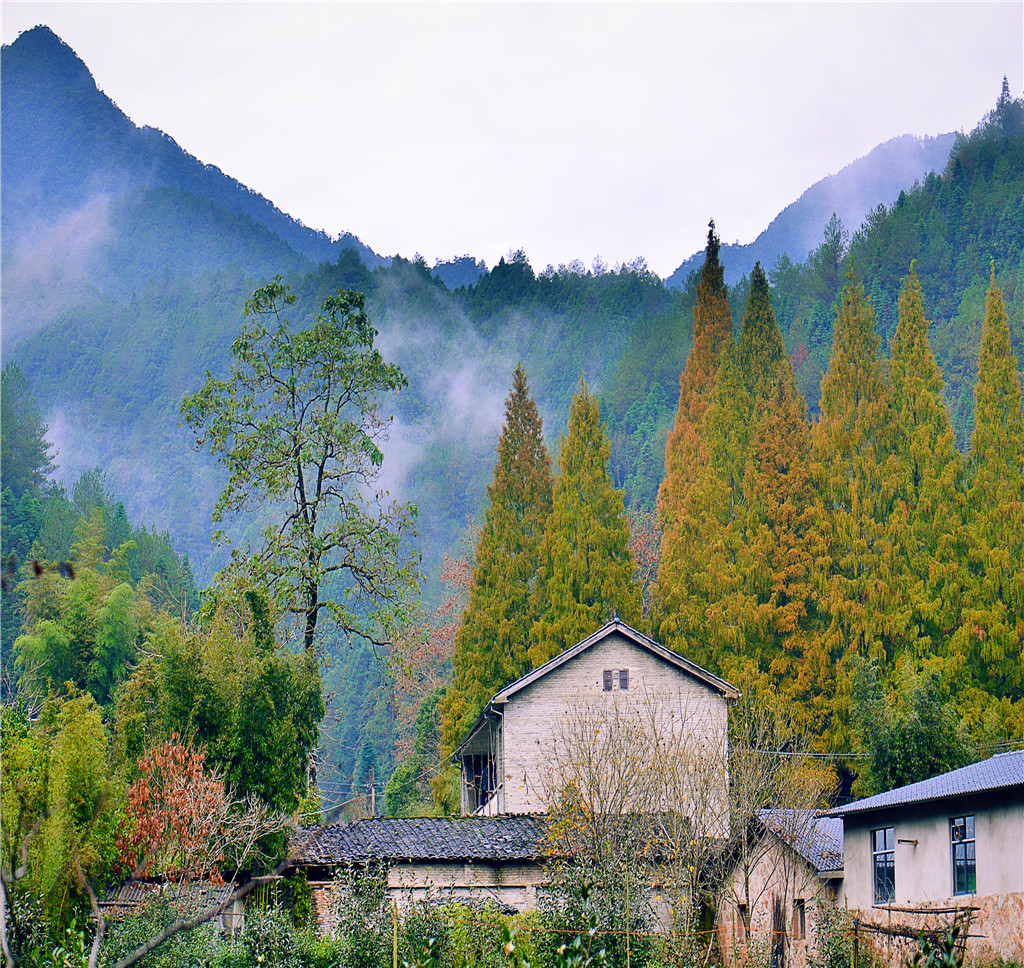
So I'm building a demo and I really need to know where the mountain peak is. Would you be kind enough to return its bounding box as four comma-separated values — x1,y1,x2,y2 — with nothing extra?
2,25,96,93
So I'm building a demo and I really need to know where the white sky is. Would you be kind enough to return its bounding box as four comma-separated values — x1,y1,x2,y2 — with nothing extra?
2,2,1022,277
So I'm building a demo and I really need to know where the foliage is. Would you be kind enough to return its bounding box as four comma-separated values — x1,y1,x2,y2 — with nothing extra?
853,659,975,796
807,902,855,968
439,365,552,779
907,926,963,968
1,692,122,938
116,736,288,887
0,362,55,501
112,592,323,818
530,376,641,666
181,278,419,652
332,861,393,968
98,893,220,968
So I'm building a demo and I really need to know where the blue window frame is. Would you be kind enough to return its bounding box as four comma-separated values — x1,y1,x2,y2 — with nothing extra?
872,827,895,904
951,815,976,895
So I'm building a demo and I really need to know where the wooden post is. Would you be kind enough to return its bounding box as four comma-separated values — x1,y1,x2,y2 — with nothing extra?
851,918,859,968
393,898,399,968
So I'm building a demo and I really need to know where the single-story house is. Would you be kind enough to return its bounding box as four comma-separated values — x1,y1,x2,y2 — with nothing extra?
718,808,844,968
292,815,548,933
826,749,1024,963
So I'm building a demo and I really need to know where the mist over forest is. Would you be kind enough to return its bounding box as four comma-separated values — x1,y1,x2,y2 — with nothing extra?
2,25,1023,836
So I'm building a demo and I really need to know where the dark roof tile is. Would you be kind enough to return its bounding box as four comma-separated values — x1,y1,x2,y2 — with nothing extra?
293,815,549,866
826,750,1024,817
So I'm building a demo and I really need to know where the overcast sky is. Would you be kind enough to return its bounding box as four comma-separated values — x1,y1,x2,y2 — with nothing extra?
3,2,1022,276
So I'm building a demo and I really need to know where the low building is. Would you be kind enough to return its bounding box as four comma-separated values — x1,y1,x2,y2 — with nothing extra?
719,809,844,968
827,750,1024,962
292,815,548,932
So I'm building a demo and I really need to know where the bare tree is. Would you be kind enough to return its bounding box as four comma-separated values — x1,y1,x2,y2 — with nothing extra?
542,689,832,967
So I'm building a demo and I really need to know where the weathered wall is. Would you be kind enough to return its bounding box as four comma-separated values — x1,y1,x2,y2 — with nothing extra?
717,838,840,968
308,860,548,936
497,630,729,817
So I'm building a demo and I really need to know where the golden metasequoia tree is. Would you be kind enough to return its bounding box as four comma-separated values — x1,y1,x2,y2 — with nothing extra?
654,222,735,661
953,266,1024,698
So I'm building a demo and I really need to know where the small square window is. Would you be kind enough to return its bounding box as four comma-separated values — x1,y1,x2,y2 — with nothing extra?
603,670,613,692
619,668,629,690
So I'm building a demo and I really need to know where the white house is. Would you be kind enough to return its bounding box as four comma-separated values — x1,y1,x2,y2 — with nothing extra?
827,750,1024,963
453,619,739,817
292,621,740,934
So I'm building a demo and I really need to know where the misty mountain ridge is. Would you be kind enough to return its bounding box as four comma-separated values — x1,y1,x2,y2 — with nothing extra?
1,26,382,282
664,132,958,288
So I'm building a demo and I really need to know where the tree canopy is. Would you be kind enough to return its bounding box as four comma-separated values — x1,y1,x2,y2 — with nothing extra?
181,279,419,653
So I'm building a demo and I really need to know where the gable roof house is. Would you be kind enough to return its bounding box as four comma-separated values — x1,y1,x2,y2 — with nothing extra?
827,750,1024,963
289,621,740,935
718,809,844,968
453,620,739,818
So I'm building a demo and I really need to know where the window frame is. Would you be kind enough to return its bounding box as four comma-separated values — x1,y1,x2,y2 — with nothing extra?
871,826,895,904
950,815,977,896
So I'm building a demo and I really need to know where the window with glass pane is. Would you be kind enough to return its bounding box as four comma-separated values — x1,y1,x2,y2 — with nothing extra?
872,827,895,903
950,816,976,895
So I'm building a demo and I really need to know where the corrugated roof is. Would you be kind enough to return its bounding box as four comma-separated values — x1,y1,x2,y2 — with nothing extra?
827,750,1024,817
757,808,844,872
293,815,549,866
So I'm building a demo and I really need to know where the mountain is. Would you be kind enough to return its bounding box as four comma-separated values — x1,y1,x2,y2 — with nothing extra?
664,133,957,288
0,26,382,310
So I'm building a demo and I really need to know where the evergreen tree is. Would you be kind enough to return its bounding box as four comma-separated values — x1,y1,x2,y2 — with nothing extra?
738,263,788,405
953,266,1024,696
530,377,640,666
810,267,907,749
888,264,965,652
0,363,55,501
438,365,552,760
654,222,735,659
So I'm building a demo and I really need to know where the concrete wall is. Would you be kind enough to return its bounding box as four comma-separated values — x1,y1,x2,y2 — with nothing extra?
495,630,730,818
842,791,1024,962
842,791,1023,908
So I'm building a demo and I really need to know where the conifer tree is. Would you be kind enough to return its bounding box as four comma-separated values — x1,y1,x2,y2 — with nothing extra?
530,378,640,666
810,267,907,748
735,364,824,728
738,262,788,405
888,264,965,649
954,266,1024,696
654,222,735,659
438,365,552,760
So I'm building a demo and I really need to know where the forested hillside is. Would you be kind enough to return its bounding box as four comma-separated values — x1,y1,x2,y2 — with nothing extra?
2,20,1022,834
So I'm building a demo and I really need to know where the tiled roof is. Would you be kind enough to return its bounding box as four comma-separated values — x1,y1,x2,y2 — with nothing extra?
826,749,1024,817
293,815,549,866
757,809,844,872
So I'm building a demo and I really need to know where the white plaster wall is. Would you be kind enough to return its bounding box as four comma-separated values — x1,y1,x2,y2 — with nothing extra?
842,794,1024,909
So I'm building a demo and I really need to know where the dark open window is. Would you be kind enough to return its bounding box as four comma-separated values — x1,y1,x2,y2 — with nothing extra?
872,827,895,903
792,899,806,940
466,754,495,809
603,670,613,691
951,816,976,895
619,668,629,690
